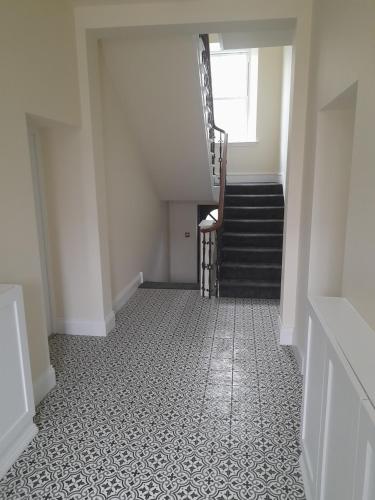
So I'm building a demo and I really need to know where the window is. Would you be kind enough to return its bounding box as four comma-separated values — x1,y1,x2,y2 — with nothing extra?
205,209,218,222
210,49,258,143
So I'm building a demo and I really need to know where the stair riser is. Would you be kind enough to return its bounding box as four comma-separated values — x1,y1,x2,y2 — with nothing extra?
224,220,283,233
222,250,282,264
226,184,283,195
225,195,284,207
222,234,283,248
221,267,281,281
220,285,281,299
224,207,284,220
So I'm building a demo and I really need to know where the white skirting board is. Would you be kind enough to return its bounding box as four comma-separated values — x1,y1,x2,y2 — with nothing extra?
54,314,115,337
227,173,282,184
33,365,56,406
278,315,294,345
105,310,116,333
53,273,144,337
0,420,37,479
113,272,144,313
292,345,304,374
299,452,313,500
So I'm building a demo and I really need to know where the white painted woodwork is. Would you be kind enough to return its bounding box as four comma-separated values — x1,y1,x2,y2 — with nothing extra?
301,296,375,500
354,400,375,500
0,285,37,478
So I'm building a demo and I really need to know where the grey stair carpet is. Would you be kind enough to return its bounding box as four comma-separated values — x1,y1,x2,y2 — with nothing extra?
140,281,199,290
220,183,284,299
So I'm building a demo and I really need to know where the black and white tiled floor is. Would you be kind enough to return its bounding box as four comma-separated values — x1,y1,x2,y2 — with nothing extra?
0,289,305,499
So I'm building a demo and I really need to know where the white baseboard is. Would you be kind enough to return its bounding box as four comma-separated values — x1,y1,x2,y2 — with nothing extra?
278,315,294,345
113,272,143,313
33,364,56,406
300,452,313,500
54,314,114,337
227,173,282,184
105,310,116,334
292,344,304,374
0,421,38,479
52,273,143,336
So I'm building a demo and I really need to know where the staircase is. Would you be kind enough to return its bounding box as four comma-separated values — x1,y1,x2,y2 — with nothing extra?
219,183,284,298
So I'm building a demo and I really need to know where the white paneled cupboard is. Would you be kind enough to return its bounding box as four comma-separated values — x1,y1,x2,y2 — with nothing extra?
301,297,375,500
0,285,37,478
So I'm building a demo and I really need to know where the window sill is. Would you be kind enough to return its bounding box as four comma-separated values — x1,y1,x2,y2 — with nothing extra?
214,139,258,145
228,140,259,145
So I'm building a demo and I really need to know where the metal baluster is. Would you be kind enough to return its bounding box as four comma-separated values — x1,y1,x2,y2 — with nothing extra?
208,232,212,298
201,231,206,297
219,131,223,183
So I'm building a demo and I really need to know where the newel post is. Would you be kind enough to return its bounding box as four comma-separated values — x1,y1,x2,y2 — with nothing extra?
199,220,217,298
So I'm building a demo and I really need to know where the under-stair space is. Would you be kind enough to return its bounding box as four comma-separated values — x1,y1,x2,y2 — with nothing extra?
220,183,284,298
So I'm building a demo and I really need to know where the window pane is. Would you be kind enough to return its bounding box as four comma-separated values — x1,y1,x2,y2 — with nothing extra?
206,209,218,221
211,53,248,99
214,98,248,142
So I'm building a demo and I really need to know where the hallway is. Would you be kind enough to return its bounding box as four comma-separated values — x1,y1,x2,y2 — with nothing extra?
0,290,305,499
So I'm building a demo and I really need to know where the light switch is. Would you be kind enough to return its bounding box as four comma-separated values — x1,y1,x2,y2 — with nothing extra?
185,232,190,238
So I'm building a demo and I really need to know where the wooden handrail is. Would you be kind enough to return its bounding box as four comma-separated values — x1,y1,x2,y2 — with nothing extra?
201,127,227,234
199,35,228,235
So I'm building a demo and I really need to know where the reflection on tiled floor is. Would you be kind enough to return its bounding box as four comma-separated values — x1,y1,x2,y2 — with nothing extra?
0,290,305,499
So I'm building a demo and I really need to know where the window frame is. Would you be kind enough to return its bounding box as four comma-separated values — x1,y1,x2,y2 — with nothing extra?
211,48,258,144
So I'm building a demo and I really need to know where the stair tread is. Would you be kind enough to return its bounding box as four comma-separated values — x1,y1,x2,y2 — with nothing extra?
226,183,283,196
225,206,283,209
227,183,281,187
225,193,283,197
220,279,280,288
221,262,281,268
223,232,283,237
221,183,284,299
224,218,284,222
222,246,282,252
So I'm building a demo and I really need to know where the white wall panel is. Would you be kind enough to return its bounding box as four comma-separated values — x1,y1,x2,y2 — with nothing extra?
301,318,326,499
0,285,37,478
354,401,375,500
301,297,375,500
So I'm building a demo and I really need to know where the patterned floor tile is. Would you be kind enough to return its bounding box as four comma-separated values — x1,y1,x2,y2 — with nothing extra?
0,290,305,499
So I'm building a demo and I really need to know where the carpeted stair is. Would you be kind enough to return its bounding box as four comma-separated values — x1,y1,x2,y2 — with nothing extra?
220,183,284,299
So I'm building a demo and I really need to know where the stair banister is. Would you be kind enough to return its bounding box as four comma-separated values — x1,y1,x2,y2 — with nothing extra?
198,34,228,298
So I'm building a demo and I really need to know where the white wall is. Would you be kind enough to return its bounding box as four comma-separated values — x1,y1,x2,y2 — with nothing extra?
294,0,375,365
169,203,198,283
101,33,213,202
221,21,295,49
40,126,98,327
227,46,283,176
279,46,293,192
0,0,80,384
100,53,169,299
